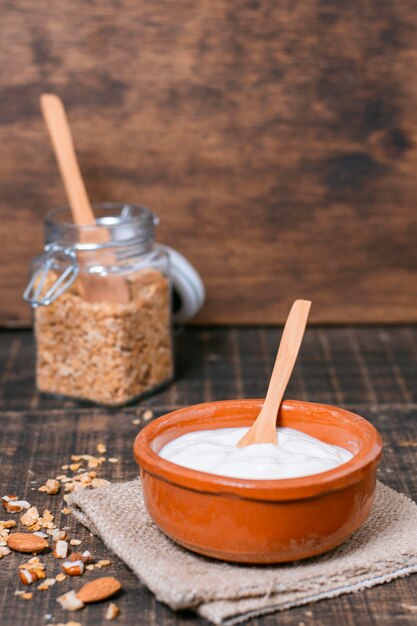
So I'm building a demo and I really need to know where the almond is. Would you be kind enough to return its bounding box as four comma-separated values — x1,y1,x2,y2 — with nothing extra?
77,577,122,603
7,533,48,553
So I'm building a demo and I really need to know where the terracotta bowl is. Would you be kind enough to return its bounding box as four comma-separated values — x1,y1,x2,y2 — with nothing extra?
133,399,382,564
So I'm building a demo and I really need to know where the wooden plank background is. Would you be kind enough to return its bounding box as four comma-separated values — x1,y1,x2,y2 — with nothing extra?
1,0,417,326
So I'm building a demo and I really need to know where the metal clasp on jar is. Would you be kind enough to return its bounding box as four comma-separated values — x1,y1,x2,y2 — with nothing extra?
23,243,79,307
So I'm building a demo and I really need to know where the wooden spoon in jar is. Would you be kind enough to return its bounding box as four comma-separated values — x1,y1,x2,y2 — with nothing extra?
40,93,130,304
237,299,311,448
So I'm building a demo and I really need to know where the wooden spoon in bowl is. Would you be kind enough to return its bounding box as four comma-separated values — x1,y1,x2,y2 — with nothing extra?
40,93,130,304
237,299,311,447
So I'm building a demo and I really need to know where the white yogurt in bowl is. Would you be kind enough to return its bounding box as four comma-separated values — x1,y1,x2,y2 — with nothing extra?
158,427,353,480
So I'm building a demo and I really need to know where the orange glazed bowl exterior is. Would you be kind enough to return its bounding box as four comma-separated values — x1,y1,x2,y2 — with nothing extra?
133,399,382,564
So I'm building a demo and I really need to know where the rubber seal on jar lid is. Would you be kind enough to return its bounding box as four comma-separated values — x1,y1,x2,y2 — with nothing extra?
157,245,205,323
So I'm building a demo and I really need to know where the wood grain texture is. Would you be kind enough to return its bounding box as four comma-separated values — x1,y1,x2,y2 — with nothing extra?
1,326,416,415
0,326,416,625
1,1,417,325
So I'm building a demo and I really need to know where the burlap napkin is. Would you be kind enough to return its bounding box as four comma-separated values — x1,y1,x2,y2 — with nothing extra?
68,480,417,625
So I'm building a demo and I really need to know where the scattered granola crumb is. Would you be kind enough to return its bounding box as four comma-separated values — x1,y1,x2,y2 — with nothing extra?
19,569,38,585
38,479,60,495
1,520,16,528
105,602,120,620
21,592,33,600
50,528,67,542
95,559,111,569
108,458,119,463
131,419,140,425
61,508,71,515
53,540,69,559
3,499,31,513
38,578,56,590
96,443,107,454
55,622,82,626
21,506,40,527
91,478,111,489
0,546,11,558
57,590,85,611
56,572,67,582
70,538,82,546
62,559,85,576
18,556,46,583
143,409,154,421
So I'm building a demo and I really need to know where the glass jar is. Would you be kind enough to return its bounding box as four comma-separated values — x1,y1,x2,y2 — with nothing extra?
24,203,174,406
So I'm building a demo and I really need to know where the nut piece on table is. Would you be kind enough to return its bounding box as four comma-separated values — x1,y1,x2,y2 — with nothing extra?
53,540,69,559
2,500,31,513
38,479,60,495
62,559,85,576
21,506,40,527
57,589,85,611
77,577,122,603
7,533,48,553
105,602,120,620
69,550,92,564
37,577,56,590
19,568,38,585
50,529,68,542
0,546,11,558
18,557,46,581
0,520,16,529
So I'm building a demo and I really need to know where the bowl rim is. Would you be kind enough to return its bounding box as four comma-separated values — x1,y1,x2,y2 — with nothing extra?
133,399,383,501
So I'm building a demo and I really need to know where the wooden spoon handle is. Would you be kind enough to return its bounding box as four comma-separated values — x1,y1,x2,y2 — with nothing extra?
237,299,311,447
40,94,95,226
261,299,311,417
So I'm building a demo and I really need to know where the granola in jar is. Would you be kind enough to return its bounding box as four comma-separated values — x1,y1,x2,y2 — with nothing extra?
26,204,173,406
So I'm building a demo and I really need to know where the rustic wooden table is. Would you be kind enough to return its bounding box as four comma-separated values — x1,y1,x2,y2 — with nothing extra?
0,326,416,625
